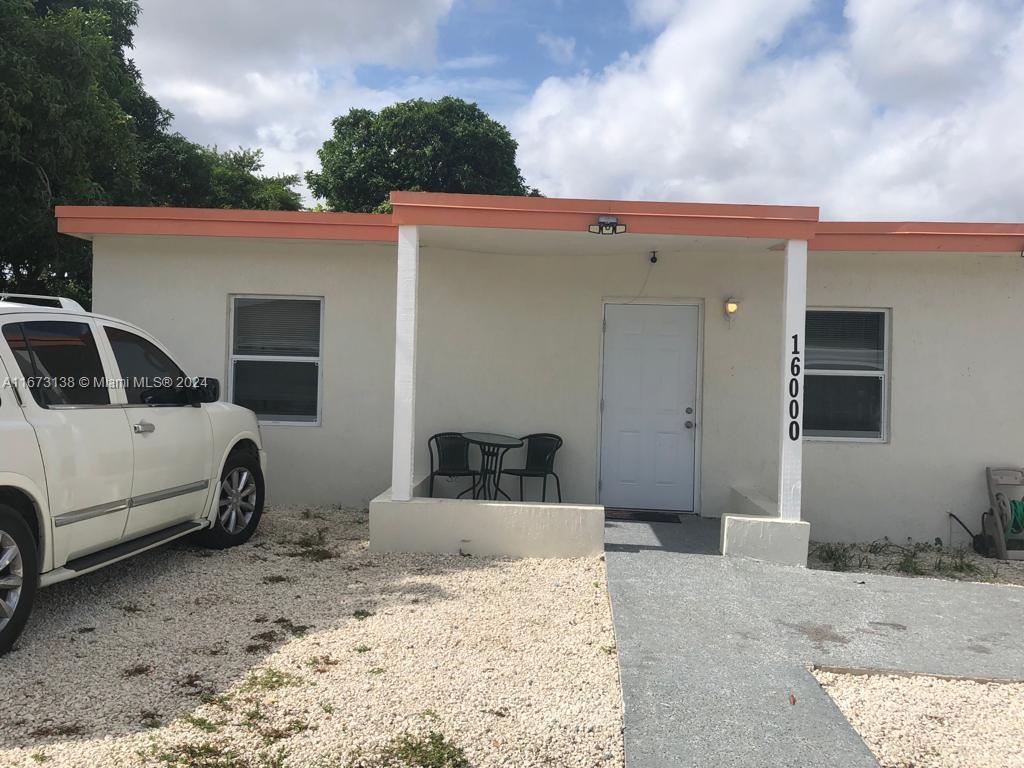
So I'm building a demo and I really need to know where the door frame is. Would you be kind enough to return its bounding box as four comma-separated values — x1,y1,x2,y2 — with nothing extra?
596,297,705,516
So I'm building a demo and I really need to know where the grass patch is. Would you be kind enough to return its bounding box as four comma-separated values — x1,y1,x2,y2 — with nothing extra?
199,692,234,711
348,732,470,768
307,654,339,673
353,644,372,653
896,549,926,575
185,715,220,733
150,741,248,768
811,542,854,572
30,753,48,764
141,710,162,729
258,718,310,743
252,630,284,644
352,609,374,621
273,617,310,636
241,668,302,692
368,667,385,675
284,528,337,561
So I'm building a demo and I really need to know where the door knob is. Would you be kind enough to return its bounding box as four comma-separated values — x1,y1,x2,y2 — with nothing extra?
685,420,695,429
133,421,156,434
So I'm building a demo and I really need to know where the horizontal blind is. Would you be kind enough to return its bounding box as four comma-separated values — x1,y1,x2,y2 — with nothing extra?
806,310,884,371
233,298,321,357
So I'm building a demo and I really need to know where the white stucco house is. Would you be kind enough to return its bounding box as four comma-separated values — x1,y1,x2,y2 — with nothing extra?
54,192,1024,565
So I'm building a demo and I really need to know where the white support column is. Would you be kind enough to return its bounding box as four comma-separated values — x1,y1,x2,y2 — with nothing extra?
777,239,808,521
391,225,419,501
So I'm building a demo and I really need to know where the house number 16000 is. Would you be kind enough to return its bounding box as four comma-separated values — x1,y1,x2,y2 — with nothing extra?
788,334,801,441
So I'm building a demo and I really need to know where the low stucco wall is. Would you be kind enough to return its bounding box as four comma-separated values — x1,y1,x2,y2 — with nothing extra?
720,515,810,567
722,485,808,565
369,489,605,558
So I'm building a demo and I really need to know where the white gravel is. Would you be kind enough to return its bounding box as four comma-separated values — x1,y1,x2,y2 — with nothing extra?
815,669,1024,768
0,506,624,767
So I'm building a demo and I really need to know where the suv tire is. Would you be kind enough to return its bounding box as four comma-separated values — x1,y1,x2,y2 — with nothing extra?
0,504,39,655
196,451,265,550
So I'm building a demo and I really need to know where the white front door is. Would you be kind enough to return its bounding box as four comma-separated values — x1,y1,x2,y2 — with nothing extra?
600,303,700,511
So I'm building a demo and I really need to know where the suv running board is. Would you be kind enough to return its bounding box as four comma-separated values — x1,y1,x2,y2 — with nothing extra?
64,521,206,573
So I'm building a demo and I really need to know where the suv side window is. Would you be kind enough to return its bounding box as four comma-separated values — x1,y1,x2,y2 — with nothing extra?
104,326,189,406
2,321,110,407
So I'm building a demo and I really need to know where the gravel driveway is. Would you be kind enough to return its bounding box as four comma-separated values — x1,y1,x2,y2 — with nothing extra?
0,507,624,768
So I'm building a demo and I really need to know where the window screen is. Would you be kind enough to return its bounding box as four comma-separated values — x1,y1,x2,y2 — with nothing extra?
233,298,321,357
230,297,322,424
804,310,888,440
2,321,110,407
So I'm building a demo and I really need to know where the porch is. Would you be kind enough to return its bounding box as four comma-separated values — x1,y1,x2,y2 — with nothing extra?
369,193,817,564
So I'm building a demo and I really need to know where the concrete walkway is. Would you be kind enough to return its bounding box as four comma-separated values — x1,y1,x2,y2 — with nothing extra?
605,518,1024,768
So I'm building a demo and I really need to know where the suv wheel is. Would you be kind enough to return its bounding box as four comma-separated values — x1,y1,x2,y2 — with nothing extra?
196,451,265,549
0,504,38,655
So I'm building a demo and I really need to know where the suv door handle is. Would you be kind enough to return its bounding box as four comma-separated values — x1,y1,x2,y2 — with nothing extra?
133,421,156,434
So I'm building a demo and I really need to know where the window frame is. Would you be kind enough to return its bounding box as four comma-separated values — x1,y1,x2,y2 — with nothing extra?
227,294,324,427
803,306,891,444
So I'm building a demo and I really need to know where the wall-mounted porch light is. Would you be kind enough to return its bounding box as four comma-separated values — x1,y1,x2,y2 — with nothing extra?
588,216,627,235
724,297,740,326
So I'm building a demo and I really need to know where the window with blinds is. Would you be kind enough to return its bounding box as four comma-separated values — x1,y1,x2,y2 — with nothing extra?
804,309,889,441
229,296,322,424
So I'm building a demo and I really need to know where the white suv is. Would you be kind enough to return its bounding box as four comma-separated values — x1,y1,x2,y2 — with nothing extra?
0,295,267,653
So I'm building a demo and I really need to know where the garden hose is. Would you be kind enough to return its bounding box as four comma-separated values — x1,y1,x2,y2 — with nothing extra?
1010,500,1024,536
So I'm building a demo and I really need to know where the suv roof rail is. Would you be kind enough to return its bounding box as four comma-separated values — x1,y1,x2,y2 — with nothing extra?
0,293,85,311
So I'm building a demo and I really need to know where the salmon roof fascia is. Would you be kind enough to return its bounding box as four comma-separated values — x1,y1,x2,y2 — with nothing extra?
55,206,398,243
54,199,1024,254
389,191,821,241
810,221,1024,253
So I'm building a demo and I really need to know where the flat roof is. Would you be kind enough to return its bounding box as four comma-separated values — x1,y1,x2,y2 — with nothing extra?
55,206,397,243
55,193,1024,253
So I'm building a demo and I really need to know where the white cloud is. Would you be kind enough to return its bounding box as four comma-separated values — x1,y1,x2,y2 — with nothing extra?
130,0,457,193
515,0,1024,220
441,54,503,70
131,0,1024,220
537,33,576,65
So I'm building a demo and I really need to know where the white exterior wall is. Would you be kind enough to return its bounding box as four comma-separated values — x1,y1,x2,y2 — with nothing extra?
91,235,396,506
92,235,1024,546
804,250,1024,544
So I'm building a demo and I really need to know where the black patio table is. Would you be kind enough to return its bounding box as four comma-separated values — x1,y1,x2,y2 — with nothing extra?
462,432,524,501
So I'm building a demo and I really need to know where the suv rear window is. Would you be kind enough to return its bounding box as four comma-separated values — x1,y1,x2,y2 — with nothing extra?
2,321,110,407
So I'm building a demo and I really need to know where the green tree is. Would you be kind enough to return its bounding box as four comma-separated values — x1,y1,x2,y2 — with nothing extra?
307,97,538,213
0,0,300,304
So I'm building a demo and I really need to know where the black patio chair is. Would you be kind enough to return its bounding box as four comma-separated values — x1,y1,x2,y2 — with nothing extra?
499,433,563,502
427,432,480,498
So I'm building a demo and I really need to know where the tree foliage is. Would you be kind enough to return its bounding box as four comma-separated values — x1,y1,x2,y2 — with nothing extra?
0,0,300,304
307,97,538,213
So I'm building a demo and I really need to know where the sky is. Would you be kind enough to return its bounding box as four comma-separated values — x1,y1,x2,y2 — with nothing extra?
130,0,1024,220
